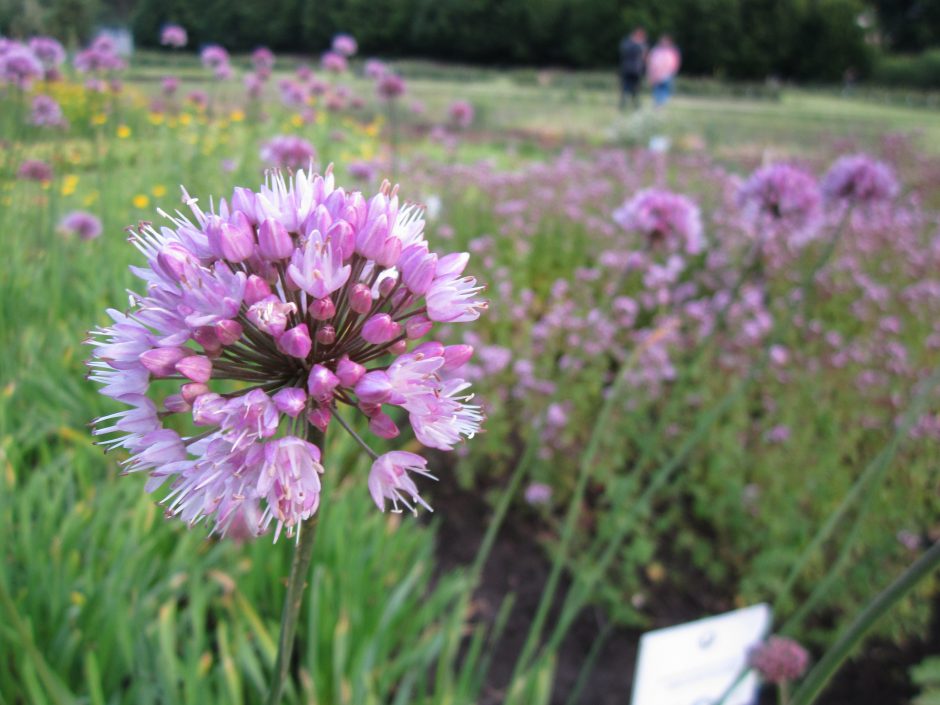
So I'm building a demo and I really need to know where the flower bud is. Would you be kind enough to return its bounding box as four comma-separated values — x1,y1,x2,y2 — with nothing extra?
307,364,340,403
369,412,399,439
350,283,373,313
336,356,365,386
277,324,312,359
181,382,210,404
140,346,189,377
389,339,408,355
175,355,212,383
193,326,221,354
315,325,336,345
361,314,400,344
399,245,437,295
273,387,307,418
405,315,433,339
215,319,243,346
244,274,272,305
307,405,332,432
378,275,398,297
310,297,335,320
258,218,293,260
442,344,473,370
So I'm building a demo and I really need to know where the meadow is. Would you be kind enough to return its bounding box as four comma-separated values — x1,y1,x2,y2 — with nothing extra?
1,36,940,705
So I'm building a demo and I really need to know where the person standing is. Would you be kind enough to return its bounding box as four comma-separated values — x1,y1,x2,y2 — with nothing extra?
647,35,681,107
618,28,647,110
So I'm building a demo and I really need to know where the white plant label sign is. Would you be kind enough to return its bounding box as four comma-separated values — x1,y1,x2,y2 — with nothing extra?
631,603,771,705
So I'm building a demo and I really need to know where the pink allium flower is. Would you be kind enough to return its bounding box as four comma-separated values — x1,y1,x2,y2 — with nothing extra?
260,135,317,170
332,34,358,57
17,159,53,182
59,210,103,240
278,79,307,108
30,94,67,128
200,44,230,77
162,75,180,96
160,24,188,49
74,36,125,74
0,43,43,88
738,164,821,242
244,72,264,100
448,100,474,128
348,160,377,182
88,168,485,538
28,37,66,73
364,59,386,79
321,51,347,73
749,636,810,683
376,72,406,100
613,188,704,255
186,90,209,109
252,46,276,73
821,153,899,205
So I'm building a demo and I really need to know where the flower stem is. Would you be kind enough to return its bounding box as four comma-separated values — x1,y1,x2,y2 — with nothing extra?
266,518,318,705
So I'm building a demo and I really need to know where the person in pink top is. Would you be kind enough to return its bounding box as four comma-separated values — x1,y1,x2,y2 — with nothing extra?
647,35,681,107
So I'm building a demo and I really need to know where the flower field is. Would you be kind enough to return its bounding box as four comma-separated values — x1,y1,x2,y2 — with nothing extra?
1,34,939,705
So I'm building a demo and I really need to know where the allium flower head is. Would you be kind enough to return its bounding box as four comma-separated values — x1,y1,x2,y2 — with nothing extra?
260,135,317,170
332,34,358,57
74,36,125,74
88,168,486,539
17,159,53,182
252,46,276,73
376,72,405,100
28,37,66,72
749,636,809,684
59,210,102,240
30,94,67,128
448,100,474,129
0,43,43,88
364,59,387,79
321,51,347,73
613,188,704,255
161,24,188,48
162,75,180,96
821,153,899,205
201,45,230,79
738,164,821,242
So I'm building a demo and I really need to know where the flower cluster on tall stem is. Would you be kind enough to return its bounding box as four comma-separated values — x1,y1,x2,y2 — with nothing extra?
88,166,486,541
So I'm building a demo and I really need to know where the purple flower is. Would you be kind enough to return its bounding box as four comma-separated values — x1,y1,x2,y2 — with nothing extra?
200,45,230,79
376,72,405,100
161,75,180,96
749,636,809,684
160,24,188,49
321,51,347,73
74,36,125,74
613,188,704,255
448,100,474,128
332,34,358,57
364,59,387,79
28,37,66,74
59,211,102,240
252,46,275,73
17,159,53,182
88,169,485,538
0,43,43,89
821,153,899,205
524,482,552,505
260,135,317,170
30,94,67,128
738,164,821,243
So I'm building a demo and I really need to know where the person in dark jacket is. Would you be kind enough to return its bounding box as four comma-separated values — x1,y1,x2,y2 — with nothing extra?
619,28,647,110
